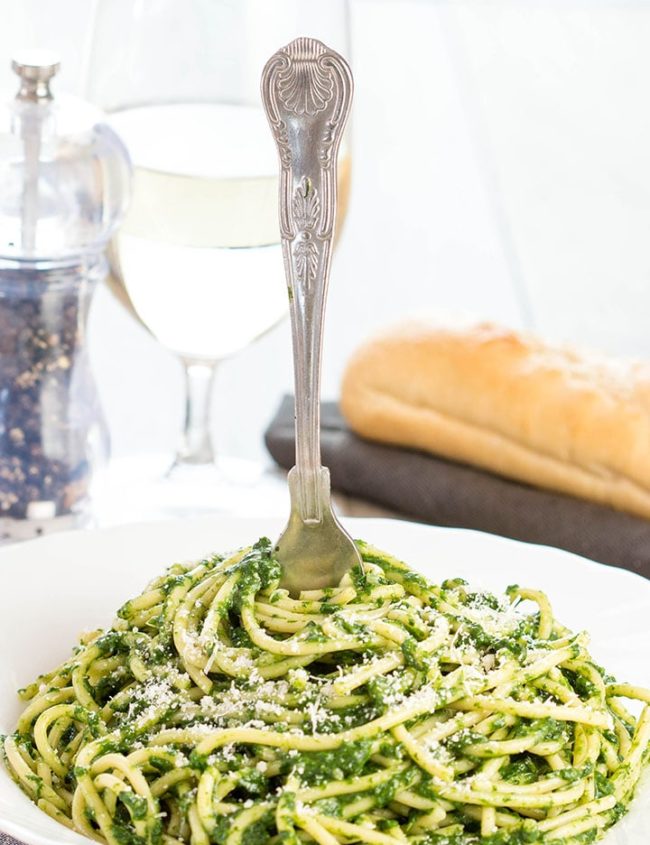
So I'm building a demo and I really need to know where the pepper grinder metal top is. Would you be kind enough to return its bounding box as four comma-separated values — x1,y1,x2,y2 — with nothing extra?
12,50,60,102
261,38,362,594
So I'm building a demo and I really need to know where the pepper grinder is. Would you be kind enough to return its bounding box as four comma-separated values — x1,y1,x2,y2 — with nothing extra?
0,52,131,541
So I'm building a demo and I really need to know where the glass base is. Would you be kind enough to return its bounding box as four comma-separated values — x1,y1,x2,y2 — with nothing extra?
94,454,290,526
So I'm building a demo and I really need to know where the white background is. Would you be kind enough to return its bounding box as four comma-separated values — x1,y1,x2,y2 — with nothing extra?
3,0,650,464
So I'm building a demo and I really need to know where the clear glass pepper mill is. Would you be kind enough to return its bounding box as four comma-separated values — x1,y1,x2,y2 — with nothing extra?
0,52,131,541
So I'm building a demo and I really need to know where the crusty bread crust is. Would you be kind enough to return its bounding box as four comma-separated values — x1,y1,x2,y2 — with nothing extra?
340,321,650,519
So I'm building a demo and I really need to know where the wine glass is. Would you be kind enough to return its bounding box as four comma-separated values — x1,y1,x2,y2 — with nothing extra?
84,0,351,516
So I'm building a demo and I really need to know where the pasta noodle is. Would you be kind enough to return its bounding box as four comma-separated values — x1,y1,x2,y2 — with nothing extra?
3,538,649,845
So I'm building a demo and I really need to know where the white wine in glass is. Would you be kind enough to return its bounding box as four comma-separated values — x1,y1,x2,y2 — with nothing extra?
108,102,351,363
86,0,352,498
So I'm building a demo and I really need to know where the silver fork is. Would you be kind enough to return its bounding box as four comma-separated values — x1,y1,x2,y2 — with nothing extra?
261,37,362,595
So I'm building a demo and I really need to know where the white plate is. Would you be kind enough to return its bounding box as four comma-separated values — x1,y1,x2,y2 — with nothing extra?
0,517,648,844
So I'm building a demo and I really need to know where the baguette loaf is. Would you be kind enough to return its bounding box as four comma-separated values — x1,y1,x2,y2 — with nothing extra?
340,320,650,519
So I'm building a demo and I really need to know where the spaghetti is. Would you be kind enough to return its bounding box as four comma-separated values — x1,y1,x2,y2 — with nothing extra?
3,538,649,844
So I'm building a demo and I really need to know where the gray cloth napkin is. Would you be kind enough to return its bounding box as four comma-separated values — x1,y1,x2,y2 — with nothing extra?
265,396,650,579
1,834,20,845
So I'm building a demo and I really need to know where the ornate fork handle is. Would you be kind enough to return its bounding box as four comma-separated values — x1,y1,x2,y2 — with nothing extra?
262,38,353,522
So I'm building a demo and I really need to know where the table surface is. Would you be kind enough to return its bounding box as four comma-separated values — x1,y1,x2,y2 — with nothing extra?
93,455,394,529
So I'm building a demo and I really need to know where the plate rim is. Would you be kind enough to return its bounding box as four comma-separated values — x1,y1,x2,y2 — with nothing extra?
0,514,647,587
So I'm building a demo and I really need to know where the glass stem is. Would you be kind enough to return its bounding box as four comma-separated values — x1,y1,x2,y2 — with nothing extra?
176,359,218,466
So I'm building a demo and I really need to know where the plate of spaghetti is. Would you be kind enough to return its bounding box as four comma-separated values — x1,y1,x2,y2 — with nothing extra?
0,516,648,845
